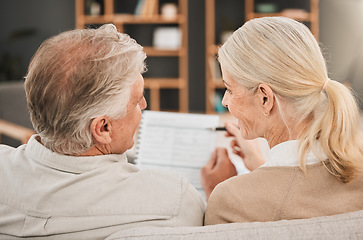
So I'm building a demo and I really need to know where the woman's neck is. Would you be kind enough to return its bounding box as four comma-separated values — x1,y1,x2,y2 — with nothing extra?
264,123,289,148
263,105,309,148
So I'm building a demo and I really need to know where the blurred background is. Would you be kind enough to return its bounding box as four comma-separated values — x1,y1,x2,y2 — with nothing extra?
0,0,362,146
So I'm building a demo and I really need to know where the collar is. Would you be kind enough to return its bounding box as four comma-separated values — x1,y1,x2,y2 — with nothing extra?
25,135,128,174
261,140,324,167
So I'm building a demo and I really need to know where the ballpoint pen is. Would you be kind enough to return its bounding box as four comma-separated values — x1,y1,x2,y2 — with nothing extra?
206,127,227,131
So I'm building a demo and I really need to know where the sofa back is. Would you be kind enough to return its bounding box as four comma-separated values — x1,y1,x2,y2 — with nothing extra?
0,81,33,146
106,210,363,240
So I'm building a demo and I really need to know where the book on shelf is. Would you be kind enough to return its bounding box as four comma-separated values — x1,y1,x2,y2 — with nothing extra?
135,0,158,18
134,0,146,15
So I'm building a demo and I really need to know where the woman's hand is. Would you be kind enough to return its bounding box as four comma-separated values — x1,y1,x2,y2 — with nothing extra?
201,148,237,200
225,121,266,171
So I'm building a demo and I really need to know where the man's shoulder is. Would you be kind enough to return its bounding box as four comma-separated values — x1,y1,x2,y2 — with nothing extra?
0,143,24,162
135,168,204,199
0,143,16,152
137,168,184,180
133,168,191,194
120,168,204,218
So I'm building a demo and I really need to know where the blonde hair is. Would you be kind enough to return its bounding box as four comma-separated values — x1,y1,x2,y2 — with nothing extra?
219,17,363,183
25,24,146,155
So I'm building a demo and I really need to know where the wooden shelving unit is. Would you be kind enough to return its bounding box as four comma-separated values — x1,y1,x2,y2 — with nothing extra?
205,0,220,114
76,0,188,112
245,0,319,39
205,0,319,113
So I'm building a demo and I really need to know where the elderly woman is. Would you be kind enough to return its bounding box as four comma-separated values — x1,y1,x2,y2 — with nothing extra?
202,17,363,224
0,24,205,239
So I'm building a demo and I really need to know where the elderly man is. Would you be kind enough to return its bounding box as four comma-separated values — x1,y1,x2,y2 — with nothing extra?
0,24,205,239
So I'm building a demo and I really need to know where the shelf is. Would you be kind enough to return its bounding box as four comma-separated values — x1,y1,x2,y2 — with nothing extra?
81,14,185,25
143,47,186,57
144,78,185,89
245,0,319,38
82,15,112,24
114,14,185,24
248,11,311,22
209,80,224,89
144,78,186,112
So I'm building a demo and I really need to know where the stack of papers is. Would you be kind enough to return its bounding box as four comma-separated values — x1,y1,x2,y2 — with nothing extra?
135,111,219,197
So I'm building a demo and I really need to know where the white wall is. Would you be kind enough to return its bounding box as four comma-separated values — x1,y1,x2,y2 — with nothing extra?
320,0,363,108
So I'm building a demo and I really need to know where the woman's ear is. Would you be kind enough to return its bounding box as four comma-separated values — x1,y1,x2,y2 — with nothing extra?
257,83,274,115
90,116,112,144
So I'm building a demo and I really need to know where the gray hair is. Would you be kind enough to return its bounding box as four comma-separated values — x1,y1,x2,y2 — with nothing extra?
25,24,146,155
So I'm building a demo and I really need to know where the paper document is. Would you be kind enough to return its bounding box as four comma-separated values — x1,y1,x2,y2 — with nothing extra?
135,111,219,197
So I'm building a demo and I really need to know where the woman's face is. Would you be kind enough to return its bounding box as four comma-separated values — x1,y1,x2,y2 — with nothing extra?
221,67,264,139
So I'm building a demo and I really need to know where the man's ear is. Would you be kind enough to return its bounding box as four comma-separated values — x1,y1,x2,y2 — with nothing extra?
90,116,112,144
257,83,274,115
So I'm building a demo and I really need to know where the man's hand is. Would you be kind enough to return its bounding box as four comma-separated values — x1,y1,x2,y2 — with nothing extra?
201,148,237,200
225,122,266,171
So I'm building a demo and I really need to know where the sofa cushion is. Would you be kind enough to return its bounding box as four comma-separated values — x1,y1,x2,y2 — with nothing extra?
106,210,363,240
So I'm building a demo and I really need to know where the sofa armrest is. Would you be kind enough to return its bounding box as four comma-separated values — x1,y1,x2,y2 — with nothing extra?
0,119,35,144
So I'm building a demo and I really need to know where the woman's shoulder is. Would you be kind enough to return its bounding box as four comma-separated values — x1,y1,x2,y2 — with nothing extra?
205,167,301,224
219,166,299,188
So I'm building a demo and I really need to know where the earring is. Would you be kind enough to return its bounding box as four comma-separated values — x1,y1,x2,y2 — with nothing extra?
264,112,269,116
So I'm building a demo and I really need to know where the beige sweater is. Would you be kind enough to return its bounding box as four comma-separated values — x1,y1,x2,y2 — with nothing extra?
205,162,363,225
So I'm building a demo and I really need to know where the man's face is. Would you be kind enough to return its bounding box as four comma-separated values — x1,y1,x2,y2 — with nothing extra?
109,74,146,154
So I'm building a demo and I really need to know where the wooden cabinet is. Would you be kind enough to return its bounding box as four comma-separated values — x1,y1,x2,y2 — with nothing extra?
205,0,319,113
76,0,188,112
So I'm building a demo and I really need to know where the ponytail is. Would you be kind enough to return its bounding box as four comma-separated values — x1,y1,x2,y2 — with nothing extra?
298,80,363,183
218,16,362,182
